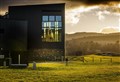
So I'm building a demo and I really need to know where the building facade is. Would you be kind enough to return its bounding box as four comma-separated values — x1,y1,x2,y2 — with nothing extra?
0,3,65,66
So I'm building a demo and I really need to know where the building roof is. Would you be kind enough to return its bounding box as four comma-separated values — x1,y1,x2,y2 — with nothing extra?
9,3,65,8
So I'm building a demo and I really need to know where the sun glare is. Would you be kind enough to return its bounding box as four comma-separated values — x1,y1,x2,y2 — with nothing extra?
118,4,120,8
0,11,6,16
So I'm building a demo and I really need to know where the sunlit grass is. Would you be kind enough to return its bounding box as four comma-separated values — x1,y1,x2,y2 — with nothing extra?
0,55,120,82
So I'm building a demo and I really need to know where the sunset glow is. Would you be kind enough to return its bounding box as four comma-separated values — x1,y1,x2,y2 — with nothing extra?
0,11,6,16
0,0,120,33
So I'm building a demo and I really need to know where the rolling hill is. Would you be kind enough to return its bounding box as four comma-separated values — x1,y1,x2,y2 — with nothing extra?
66,32,120,44
66,32,120,56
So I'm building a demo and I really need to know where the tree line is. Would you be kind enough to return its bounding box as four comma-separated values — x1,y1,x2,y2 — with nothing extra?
66,40,120,56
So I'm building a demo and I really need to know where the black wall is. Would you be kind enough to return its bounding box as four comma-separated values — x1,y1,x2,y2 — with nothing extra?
0,19,28,65
0,4,65,65
9,3,65,52
0,19,27,51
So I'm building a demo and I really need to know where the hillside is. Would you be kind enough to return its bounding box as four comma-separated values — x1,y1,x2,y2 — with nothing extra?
66,32,120,56
66,32,120,44
66,32,104,41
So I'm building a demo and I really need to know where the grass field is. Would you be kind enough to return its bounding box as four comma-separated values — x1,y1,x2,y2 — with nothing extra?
0,55,120,82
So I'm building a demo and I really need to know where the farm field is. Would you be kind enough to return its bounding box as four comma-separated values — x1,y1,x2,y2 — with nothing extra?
0,55,120,82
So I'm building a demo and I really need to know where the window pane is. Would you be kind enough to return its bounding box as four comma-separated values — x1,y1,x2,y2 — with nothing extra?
49,16,55,21
42,22,44,27
42,22,47,27
58,22,62,27
51,22,55,27
42,16,48,21
56,16,61,21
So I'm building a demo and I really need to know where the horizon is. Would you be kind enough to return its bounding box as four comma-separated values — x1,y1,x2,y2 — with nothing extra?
65,31,120,34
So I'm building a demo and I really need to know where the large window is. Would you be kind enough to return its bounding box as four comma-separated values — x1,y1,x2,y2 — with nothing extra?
42,16,62,42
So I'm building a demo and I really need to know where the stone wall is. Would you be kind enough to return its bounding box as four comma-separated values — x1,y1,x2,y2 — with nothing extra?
28,49,64,62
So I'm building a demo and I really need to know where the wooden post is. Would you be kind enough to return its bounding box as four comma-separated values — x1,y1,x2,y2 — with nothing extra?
110,58,112,63
100,58,102,62
65,58,68,66
81,57,84,63
92,57,94,63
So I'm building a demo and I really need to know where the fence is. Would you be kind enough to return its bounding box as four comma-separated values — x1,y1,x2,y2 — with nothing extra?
67,56,113,63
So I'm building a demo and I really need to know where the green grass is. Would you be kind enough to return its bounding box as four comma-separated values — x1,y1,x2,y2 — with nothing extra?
0,55,120,82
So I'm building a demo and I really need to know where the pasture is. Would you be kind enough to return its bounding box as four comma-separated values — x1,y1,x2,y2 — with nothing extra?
0,55,120,82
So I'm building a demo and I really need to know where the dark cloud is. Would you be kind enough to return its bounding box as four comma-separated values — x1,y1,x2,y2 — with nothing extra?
66,0,120,8
70,0,119,5
0,0,120,14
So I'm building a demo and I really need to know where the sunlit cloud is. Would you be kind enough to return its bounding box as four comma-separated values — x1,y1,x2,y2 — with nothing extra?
100,27,120,34
66,2,120,24
118,4,120,8
119,17,120,31
96,10,112,21
66,6,99,24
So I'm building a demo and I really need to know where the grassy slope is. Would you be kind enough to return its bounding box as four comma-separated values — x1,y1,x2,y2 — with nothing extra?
0,55,120,82
66,32,120,44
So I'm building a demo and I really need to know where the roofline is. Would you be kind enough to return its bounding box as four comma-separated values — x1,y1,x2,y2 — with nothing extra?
9,3,65,8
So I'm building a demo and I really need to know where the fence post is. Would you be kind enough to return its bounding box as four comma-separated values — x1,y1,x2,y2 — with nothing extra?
110,58,112,63
82,57,84,63
65,58,68,66
100,58,102,62
92,57,94,63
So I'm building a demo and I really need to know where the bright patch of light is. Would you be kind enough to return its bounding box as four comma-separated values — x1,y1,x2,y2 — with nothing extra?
97,10,111,21
72,6,99,14
66,6,99,24
118,4,120,8
0,11,5,16
100,27,120,33
119,17,120,31
97,11,105,20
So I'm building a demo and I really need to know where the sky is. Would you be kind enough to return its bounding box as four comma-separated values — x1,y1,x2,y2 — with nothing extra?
0,0,120,34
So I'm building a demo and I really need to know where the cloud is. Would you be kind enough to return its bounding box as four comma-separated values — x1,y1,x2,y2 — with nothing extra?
91,2,120,21
66,0,120,8
100,27,120,33
66,6,99,24
65,1,120,24
117,17,120,32
96,10,111,20
97,11,105,20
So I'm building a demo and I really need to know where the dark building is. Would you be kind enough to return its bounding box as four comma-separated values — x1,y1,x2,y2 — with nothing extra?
0,19,28,66
0,3,65,66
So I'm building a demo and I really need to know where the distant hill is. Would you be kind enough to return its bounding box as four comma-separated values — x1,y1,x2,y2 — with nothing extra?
66,32,104,41
66,32,120,56
66,32,120,44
